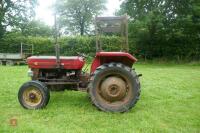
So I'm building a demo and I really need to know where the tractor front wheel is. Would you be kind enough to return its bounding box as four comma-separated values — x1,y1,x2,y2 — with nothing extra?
18,81,50,109
88,63,141,112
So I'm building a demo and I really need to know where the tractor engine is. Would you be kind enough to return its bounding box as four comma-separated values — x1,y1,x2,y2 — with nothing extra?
33,69,80,81
27,56,89,91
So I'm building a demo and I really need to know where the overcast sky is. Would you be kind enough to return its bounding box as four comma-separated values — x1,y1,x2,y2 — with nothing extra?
35,0,123,26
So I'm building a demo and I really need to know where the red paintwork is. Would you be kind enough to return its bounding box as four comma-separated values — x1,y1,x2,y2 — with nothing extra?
27,56,85,69
90,52,137,73
27,52,137,73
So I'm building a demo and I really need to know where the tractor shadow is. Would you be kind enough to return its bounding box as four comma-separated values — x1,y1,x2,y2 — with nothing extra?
48,90,142,114
48,90,92,110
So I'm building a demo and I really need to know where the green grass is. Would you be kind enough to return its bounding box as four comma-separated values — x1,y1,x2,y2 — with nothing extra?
0,63,199,133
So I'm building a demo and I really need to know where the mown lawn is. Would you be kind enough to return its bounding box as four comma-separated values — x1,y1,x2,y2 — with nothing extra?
0,63,199,133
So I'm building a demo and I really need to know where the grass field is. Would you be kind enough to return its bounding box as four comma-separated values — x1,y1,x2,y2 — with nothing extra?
0,63,199,133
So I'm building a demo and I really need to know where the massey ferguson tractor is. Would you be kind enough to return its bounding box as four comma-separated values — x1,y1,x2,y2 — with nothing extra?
18,15,141,112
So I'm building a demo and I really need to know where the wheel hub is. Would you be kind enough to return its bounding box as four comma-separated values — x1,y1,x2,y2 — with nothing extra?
29,93,36,99
23,87,42,107
100,76,127,102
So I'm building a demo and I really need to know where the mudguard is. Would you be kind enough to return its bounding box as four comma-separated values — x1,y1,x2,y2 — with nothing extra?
90,52,137,73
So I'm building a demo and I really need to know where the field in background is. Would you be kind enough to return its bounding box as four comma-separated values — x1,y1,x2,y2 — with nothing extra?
0,63,199,133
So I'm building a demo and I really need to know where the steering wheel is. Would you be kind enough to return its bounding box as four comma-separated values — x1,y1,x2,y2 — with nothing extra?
76,52,87,58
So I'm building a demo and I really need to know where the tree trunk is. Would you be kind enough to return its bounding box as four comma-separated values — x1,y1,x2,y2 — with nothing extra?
0,8,6,39
80,22,84,36
79,16,85,36
0,23,5,39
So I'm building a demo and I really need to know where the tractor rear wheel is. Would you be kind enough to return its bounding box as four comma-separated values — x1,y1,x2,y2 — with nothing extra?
18,81,50,109
88,63,141,112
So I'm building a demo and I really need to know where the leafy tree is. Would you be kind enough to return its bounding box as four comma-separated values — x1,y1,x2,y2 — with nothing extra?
16,20,53,37
56,0,106,35
117,0,200,60
0,0,37,38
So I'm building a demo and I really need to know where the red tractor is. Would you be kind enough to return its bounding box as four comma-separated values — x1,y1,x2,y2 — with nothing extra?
18,15,141,112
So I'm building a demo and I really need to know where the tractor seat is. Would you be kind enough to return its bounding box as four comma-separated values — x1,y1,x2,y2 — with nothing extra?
27,56,85,70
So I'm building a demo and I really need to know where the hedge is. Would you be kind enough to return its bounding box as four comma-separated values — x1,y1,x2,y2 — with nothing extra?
0,33,123,57
0,32,199,60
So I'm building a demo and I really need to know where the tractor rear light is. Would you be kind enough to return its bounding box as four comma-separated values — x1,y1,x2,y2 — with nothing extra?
27,69,33,77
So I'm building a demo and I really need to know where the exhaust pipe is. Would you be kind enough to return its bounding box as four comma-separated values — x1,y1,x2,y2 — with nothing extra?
54,11,60,68
55,43,60,68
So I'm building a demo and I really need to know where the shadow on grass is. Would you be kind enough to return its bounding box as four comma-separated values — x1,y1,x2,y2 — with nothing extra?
47,90,142,114
48,90,92,110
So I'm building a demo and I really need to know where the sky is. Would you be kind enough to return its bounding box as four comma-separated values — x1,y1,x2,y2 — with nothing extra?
35,0,123,26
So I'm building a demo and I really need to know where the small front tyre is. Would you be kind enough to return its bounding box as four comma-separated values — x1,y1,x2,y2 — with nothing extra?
18,81,50,109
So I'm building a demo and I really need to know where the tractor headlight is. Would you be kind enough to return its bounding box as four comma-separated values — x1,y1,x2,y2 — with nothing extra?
27,69,33,77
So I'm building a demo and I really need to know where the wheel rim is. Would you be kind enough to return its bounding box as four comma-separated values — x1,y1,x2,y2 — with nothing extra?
100,76,127,102
96,72,133,106
22,86,42,107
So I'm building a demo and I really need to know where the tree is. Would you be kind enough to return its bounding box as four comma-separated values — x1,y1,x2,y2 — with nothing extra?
117,0,200,60
56,0,106,35
17,20,53,37
0,0,37,38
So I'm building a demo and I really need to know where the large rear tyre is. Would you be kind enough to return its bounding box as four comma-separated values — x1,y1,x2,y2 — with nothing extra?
88,63,141,112
18,81,50,109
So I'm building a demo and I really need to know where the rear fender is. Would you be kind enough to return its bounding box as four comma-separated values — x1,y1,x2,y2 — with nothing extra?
90,52,137,73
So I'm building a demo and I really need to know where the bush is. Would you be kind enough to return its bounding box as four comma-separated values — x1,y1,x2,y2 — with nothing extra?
0,33,124,57
1,32,199,61
0,32,54,55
